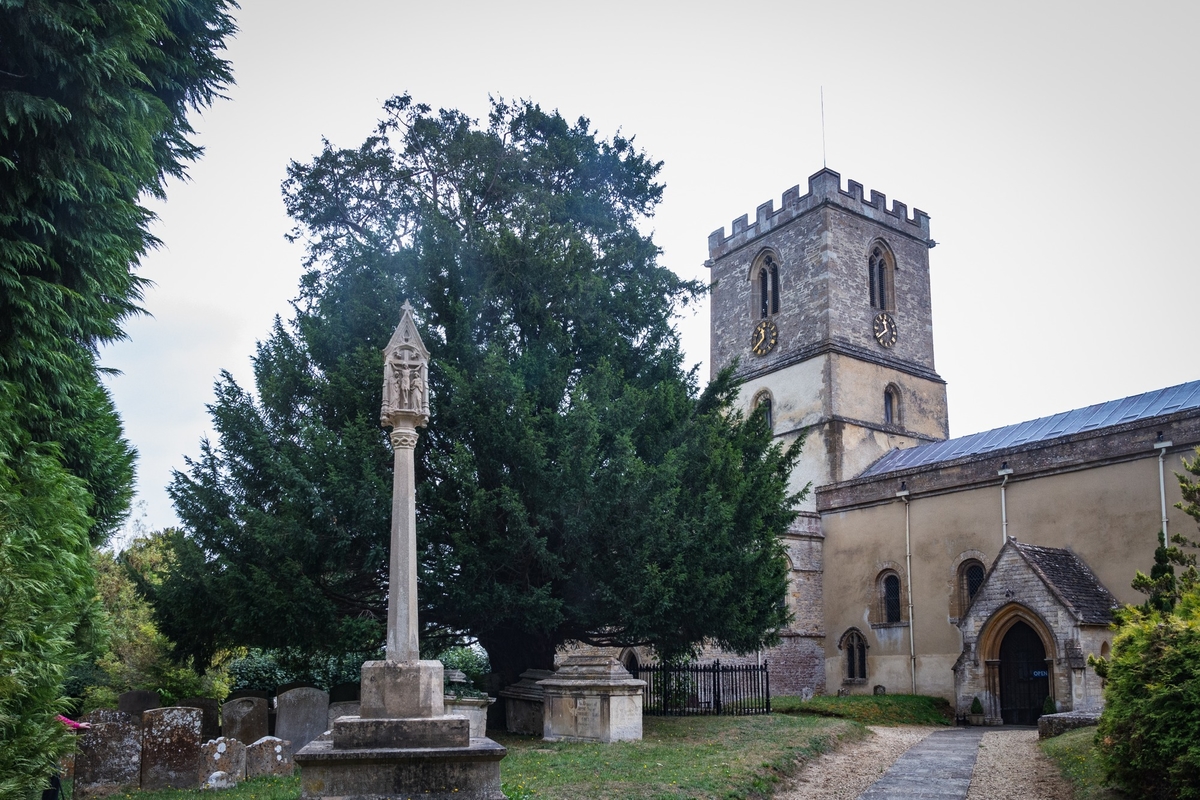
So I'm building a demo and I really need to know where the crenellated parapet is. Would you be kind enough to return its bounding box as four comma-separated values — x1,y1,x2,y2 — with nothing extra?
707,168,932,262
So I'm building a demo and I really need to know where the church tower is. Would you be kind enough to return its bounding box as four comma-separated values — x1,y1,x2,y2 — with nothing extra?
707,169,949,513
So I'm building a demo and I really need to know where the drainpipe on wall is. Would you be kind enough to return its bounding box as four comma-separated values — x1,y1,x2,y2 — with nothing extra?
1155,434,1173,547
897,483,916,695
998,463,1013,545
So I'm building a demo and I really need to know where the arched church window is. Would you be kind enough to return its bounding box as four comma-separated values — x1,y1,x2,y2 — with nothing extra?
959,560,985,611
840,629,868,683
868,244,894,311
884,386,899,425
753,390,774,430
880,571,902,624
754,251,781,318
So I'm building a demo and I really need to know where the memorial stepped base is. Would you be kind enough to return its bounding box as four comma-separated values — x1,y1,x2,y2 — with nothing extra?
295,737,506,800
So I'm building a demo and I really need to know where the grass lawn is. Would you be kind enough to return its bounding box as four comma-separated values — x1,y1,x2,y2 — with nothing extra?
1039,727,1124,800
62,775,300,800
494,714,862,799
66,714,860,800
772,694,954,726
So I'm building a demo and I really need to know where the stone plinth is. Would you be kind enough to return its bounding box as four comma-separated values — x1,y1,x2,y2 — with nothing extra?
330,715,469,749
297,739,506,800
538,656,644,743
360,659,444,718
445,696,495,738
499,669,554,736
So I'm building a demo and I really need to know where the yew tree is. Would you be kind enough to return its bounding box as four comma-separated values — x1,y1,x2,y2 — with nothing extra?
158,96,802,684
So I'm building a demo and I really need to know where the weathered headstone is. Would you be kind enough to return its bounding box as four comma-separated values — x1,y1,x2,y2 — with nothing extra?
327,700,360,730
275,686,329,754
117,689,160,720
179,697,220,742
873,685,887,696
246,736,293,777
140,707,202,791
199,736,246,784
800,687,814,701
75,714,141,798
221,696,268,744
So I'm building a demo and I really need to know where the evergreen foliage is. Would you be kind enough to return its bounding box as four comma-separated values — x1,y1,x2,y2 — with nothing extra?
1,2,235,794
1089,447,1200,799
0,393,96,799
0,0,236,543
156,96,803,684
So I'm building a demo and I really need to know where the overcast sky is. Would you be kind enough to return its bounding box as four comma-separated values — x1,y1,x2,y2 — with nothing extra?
101,1,1200,537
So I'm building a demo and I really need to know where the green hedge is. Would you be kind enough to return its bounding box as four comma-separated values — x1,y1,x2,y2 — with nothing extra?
1094,585,1200,799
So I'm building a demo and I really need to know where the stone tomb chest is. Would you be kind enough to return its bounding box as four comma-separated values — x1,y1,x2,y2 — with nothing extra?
538,656,644,743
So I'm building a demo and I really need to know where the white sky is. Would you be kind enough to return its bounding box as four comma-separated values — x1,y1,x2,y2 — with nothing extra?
101,1,1200,536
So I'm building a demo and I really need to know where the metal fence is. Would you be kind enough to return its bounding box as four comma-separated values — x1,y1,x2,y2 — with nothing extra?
632,660,770,716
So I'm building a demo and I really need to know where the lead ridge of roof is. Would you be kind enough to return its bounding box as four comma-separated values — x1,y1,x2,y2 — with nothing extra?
860,378,1200,478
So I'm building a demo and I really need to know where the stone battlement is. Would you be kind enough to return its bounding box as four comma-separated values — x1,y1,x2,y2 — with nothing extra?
707,169,932,261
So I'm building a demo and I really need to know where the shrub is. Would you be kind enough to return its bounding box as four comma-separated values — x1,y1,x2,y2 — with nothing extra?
437,646,491,690
1093,582,1200,799
1043,695,1057,715
970,696,984,715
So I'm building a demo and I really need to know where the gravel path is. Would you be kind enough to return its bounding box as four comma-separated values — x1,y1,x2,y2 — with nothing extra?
966,729,1075,800
775,725,942,800
778,726,1076,800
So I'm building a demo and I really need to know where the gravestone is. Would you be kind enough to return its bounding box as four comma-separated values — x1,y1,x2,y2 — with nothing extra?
180,697,220,742
75,715,141,798
141,707,202,791
329,682,360,703
246,736,294,777
327,700,360,730
873,685,887,696
117,689,160,720
222,696,268,744
275,686,329,754
800,687,815,701
199,736,246,784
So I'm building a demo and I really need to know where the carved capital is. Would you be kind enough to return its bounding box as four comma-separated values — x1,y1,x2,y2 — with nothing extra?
390,428,419,450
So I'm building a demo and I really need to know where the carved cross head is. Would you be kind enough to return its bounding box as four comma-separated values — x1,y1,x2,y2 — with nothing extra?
381,301,430,428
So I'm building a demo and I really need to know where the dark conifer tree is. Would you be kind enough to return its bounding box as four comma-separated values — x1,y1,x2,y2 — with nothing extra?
161,96,803,684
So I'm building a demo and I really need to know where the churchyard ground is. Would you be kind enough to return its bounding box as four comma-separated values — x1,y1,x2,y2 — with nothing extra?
62,714,861,800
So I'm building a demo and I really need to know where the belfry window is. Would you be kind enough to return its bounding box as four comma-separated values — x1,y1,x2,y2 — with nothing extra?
884,388,896,425
869,245,894,311
842,629,868,683
756,252,781,318
756,394,773,430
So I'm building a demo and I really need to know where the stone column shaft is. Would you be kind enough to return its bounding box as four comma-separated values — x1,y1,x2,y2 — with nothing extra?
387,426,420,663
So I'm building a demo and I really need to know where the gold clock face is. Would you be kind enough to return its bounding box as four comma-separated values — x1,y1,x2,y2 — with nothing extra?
751,319,778,356
873,312,898,348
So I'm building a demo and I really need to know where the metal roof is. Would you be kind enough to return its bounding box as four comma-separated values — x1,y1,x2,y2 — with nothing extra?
860,379,1200,478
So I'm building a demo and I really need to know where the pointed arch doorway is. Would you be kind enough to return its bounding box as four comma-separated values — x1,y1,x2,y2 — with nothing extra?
998,621,1050,725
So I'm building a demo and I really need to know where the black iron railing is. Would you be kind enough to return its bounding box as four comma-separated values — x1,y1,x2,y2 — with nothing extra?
632,660,770,716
